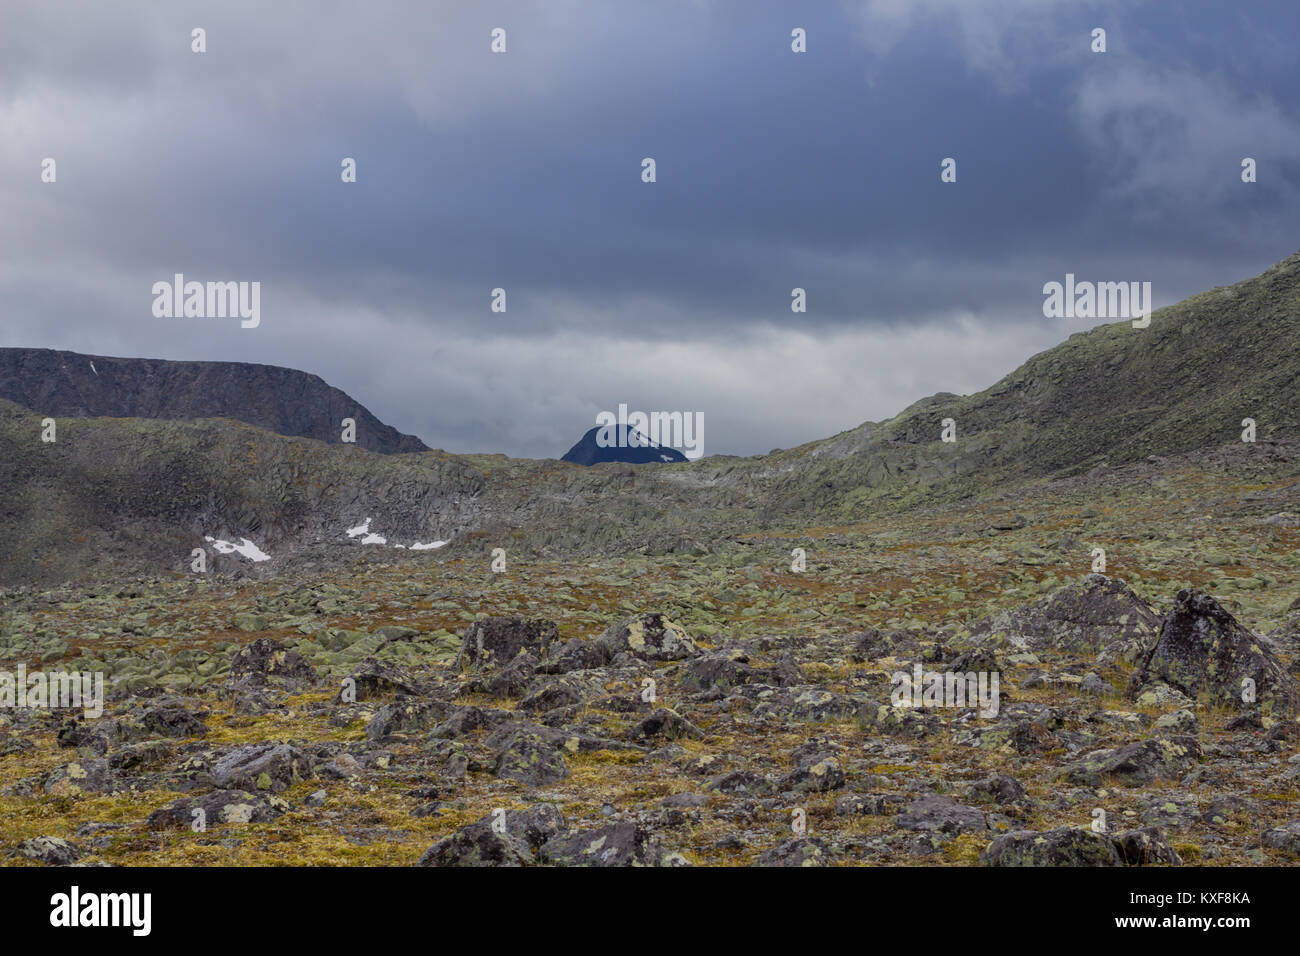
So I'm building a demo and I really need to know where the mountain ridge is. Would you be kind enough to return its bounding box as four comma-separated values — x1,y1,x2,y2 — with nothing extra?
2,251,1299,584
561,424,690,465
0,348,428,455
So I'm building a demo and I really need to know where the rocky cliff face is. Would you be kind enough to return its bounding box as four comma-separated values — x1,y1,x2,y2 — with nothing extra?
0,349,427,455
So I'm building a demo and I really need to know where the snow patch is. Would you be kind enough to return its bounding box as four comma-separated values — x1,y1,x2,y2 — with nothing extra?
204,535,271,562
345,519,447,551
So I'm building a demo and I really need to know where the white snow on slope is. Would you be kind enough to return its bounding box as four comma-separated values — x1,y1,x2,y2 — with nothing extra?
346,517,445,550
204,535,271,562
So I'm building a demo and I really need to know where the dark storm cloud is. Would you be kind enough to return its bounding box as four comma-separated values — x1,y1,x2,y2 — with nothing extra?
1,0,1297,457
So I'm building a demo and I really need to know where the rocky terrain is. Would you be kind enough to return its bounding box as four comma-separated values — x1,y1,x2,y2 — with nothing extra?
2,253,1298,587
2,441,1299,867
1,254,1299,866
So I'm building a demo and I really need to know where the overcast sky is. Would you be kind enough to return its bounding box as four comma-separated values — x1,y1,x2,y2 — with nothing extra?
2,0,1297,458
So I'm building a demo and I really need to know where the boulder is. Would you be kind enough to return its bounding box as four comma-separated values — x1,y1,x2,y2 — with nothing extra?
754,837,831,867
1058,736,1200,787
1262,820,1300,856
365,698,452,740
962,574,1161,666
141,704,209,738
596,613,700,662
1112,827,1183,865
897,794,988,834
457,617,558,671
44,759,118,796
492,728,570,786
222,638,317,713
147,788,289,827
209,742,313,792
14,836,81,865
780,752,846,793
540,822,683,867
340,661,425,701
1128,589,1300,715
982,827,1124,866
416,804,566,866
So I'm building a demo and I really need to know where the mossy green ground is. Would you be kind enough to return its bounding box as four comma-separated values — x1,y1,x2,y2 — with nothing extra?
2,458,1298,866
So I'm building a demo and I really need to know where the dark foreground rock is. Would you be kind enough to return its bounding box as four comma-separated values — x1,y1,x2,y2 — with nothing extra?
147,789,290,828
539,822,686,867
961,574,1162,666
1058,736,1200,787
222,638,318,713
457,617,559,672
417,804,567,866
209,742,314,792
14,836,82,865
1129,588,1300,715
982,828,1124,866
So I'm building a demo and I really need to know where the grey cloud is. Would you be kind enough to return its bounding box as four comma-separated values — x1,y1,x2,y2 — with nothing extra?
1,0,1296,458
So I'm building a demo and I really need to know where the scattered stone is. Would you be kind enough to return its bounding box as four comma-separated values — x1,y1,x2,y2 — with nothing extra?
417,804,566,866
1112,827,1183,865
147,789,289,827
457,617,558,672
1262,820,1300,856
492,728,570,786
209,742,313,792
1058,736,1201,787
14,836,81,865
897,794,988,835
982,828,1124,866
540,822,684,867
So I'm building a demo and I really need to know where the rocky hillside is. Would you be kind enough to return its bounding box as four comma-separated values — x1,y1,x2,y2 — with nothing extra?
745,250,1300,521
1,252,1298,585
3,259,1300,869
0,349,427,455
